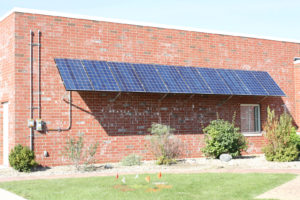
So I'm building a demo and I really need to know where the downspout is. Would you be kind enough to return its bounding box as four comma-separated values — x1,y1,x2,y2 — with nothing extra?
29,30,34,150
38,30,41,119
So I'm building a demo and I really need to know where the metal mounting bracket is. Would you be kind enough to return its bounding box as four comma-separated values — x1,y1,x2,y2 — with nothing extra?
110,92,121,102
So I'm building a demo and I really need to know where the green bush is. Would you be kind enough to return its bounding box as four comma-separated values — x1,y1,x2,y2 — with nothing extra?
147,123,182,165
156,156,176,165
9,144,38,172
202,119,247,158
121,154,141,166
263,107,299,162
290,129,300,152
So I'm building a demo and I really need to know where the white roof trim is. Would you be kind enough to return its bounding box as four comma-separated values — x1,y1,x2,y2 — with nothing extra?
1,7,300,44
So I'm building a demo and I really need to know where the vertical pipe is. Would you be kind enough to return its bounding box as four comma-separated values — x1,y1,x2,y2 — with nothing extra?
38,30,41,119
30,30,34,151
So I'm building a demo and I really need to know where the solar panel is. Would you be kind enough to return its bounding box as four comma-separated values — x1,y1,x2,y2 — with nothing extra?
252,71,285,96
131,63,168,93
217,69,251,95
197,68,232,95
155,65,191,93
81,60,120,92
234,70,268,96
55,58,93,91
108,62,145,92
176,66,212,94
55,58,285,97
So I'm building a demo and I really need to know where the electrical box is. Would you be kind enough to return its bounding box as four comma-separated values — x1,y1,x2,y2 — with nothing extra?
28,119,35,128
36,119,44,132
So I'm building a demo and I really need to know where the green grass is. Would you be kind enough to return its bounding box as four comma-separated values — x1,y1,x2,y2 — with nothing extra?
0,173,295,200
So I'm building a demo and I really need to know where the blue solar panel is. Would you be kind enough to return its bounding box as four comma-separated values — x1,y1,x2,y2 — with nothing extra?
234,70,268,96
217,69,251,95
132,63,168,93
108,62,145,92
81,60,120,92
55,58,93,91
155,65,191,93
176,66,212,94
55,58,285,97
197,68,232,95
252,71,285,96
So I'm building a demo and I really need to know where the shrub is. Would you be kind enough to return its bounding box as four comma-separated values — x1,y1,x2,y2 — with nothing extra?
64,134,99,171
9,144,38,172
121,154,141,166
263,108,299,162
290,129,300,152
148,123,182,165
202,119,247,158
83,141,99,171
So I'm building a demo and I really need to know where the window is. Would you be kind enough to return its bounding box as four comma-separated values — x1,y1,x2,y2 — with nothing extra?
240,104,261,134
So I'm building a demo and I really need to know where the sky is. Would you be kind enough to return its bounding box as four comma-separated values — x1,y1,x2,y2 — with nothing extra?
1,0,300,41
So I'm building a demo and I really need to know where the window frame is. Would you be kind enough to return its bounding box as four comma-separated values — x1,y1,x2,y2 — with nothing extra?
240,104,262,136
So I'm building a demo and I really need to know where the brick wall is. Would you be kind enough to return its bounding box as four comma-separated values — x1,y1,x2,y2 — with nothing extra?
0,13,16,165
294,60,300,131
4,11,300,166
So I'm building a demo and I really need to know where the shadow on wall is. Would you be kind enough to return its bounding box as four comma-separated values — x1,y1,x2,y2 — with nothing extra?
72,91,292,136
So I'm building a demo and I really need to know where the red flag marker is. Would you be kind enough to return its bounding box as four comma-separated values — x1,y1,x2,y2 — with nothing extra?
116,173,119,179
158,172,162,179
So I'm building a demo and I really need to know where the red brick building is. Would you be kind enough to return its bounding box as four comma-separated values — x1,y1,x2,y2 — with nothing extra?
0,8,299,166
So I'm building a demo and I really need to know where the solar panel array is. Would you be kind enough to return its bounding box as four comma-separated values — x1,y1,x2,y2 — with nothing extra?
54,58,285,96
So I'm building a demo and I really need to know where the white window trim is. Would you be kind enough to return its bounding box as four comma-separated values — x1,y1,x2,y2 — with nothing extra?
243,133,263,137
240,104,261,136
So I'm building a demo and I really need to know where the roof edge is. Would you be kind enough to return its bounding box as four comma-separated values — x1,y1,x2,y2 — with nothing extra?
1,7,300,44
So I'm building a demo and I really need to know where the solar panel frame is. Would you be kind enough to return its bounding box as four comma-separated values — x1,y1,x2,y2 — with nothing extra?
81,60,121,92
155,65,192,93
107,62,145,92
176,66,212,94
217,69,251,95
234,70,269,96
197,68,232,95
131,63,169,93
251,71,285,96
55,58,94,91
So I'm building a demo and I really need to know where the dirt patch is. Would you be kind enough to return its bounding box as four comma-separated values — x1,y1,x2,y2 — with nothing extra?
113,184,135,192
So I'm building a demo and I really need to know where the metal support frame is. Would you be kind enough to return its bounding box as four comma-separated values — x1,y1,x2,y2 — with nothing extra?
184,94,195,102
109,92,121,102
258,96,267,103
216,95,233,107
158,93,168,102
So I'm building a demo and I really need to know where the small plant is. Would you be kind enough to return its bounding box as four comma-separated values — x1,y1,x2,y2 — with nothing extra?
202,119,247,158
147,123,182,165
64,134,99,171
121,154,141,166
9,144,38,172
84,142,99,171
263,108,299,162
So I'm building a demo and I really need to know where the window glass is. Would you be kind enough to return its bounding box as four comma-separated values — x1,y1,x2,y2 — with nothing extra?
240,105,260,133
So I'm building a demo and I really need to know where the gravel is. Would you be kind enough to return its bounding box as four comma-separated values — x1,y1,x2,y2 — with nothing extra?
0,155,299,178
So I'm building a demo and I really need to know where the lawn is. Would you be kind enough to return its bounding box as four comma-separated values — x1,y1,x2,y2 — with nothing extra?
0,173,295,200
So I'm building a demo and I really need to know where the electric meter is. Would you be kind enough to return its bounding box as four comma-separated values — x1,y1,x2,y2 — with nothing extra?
36,119,44,131
28,119,35,128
